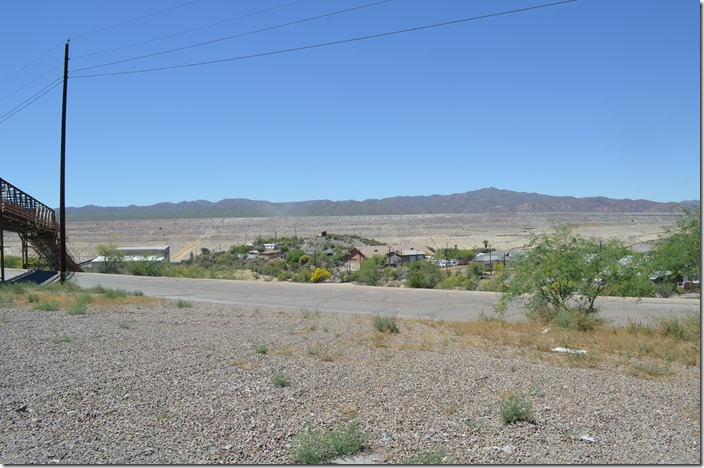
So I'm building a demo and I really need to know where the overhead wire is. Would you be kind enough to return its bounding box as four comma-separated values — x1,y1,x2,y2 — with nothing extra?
72,0,309,61
72,0,393,74
0,64,63,104
0,43,64,86
72,0,577,78
71,0,202,40
0,77,63,125
0,0,203,125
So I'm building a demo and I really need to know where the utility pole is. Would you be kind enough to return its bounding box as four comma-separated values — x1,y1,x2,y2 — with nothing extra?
59,40,69,284
1,212,4,282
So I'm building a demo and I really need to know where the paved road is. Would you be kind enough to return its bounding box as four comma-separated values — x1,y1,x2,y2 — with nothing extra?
49,271,701,326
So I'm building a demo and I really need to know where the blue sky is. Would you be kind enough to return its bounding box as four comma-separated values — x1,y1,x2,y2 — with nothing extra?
0,0,699,208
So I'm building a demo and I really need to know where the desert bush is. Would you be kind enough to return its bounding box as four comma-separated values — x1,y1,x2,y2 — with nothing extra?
291,419,369,464
175,298,192,308
354,255,387,286
34,299,60,311
373,315,399,333
67,295,90,315
403,448,447,464
298,254,311,266
310,267,331,283
272,370,290,388
291,270,311,283
553,308,603,332
285,248,306,264
126,260,164,277
656,315,700,343
102,287,129,299
653,282,676,298
499,391,534,424
95,243,124,274
435,272,474,290
406,260,446,289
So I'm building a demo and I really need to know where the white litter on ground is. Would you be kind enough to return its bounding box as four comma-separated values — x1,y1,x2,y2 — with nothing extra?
551,347,587,354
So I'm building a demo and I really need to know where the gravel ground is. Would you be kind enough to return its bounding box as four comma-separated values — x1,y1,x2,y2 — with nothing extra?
0,301,700,464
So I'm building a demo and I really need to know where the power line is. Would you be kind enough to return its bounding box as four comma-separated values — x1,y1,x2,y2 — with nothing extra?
72,0,309,61
73,0,577,79
0,78,63,126
72,0,393,74
0,64,63,104
71,0,202,40
0,0,203,125
0,43,64,86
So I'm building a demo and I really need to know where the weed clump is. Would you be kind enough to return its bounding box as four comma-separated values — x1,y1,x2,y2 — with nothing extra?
174,299,192,308
291,419,369,464
271,370,290,388
373,315,399,333
499,391,534,424
404,448,447,464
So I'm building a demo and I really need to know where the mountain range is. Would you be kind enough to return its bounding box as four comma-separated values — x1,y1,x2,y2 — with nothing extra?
64,187,699,221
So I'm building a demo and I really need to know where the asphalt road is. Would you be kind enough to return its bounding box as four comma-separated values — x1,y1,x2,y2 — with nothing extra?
42,271,700,327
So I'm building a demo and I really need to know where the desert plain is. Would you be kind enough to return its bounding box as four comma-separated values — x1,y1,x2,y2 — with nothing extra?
1,211,679,263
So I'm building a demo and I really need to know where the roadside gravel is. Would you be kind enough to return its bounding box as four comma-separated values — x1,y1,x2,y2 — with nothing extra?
0,301,700,464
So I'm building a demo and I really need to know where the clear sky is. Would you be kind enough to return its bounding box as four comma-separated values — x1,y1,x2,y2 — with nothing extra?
0,0,700,209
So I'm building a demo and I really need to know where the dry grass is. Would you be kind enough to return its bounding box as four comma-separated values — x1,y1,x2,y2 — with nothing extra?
343,312,700,379
418,316,701,377
0,283,156,310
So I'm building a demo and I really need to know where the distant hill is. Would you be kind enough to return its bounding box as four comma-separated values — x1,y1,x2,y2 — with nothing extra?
64,187,699,221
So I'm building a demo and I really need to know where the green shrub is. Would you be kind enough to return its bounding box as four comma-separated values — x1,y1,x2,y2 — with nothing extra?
34,300,60,311
27,293,39,304
553,308,602,332
175,299,192,308
272,371,290,388
373,315,399,333
255,345,268,354
355,255,387,286
291,419,369,464
656,315,700,343
435,272,475,290
406,260,446,289
27,293,40,303
404,448,447,464
126,260,164,277
54,335,74,344
3,255,22,268
291,271,311,283
499,392,534,424
285,248,306,264
653,282,676,298
67,299,88,316
103,288,128,299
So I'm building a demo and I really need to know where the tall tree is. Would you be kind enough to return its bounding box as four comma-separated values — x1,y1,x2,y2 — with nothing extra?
496,224,630,320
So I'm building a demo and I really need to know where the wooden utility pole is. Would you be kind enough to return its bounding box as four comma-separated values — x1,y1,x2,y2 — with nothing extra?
59,40,69,283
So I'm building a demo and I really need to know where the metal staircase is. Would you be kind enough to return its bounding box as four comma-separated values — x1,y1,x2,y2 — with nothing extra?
1,178,82,274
